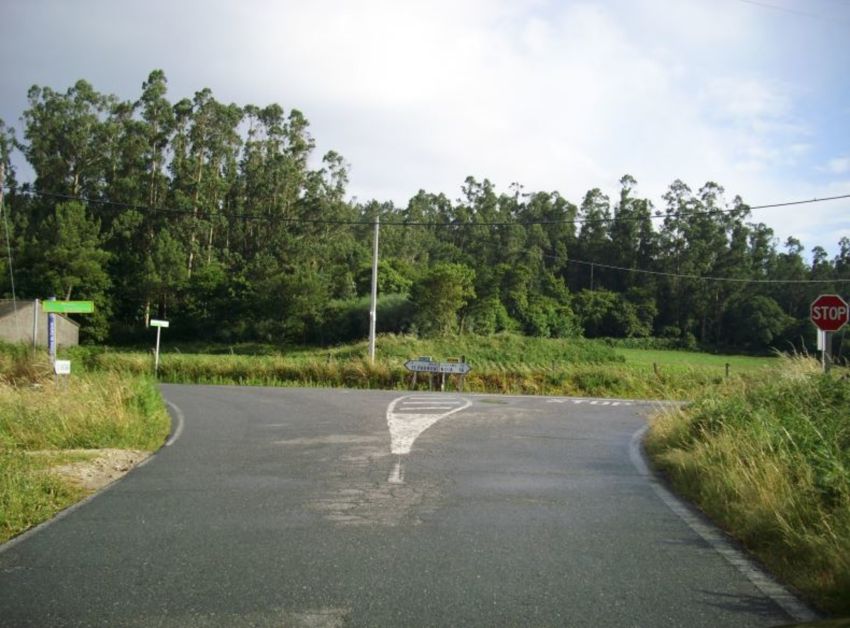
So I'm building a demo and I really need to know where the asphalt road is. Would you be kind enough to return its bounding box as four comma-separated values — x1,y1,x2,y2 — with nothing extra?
0,386,811,627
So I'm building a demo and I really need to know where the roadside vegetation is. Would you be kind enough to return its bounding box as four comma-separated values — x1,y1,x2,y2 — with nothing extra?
0,343,170,543
646,355,850,615
65,333,776,400
12,332,848,615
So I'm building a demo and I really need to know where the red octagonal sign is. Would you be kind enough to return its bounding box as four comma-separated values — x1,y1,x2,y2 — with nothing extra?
810,294,849,332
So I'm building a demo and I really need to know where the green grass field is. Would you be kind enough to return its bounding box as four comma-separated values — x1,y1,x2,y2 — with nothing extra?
617,348,774,372
62,334,780,401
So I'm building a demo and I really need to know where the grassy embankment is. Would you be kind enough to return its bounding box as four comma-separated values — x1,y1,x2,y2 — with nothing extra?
67,333,775,400
0,344,170,544
646,356,850,615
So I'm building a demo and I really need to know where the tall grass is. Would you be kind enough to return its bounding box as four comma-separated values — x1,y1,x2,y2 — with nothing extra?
0,343,171,543
66,333,768,400
0,449,84,542
646,356,850,614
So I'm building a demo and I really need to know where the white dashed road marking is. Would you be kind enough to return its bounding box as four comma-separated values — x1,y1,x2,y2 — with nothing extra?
547,398,634,406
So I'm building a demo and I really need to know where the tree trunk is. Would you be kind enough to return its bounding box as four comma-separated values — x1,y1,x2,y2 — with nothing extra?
187,159,203,278
207,222,214,265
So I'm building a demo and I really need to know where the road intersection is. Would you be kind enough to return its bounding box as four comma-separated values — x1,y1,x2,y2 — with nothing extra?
0,386,813,626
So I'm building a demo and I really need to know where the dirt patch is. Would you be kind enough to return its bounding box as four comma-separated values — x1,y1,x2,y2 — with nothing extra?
45,449,151,493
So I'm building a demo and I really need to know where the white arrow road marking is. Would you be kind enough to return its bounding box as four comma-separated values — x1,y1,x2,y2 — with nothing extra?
386,395,472,456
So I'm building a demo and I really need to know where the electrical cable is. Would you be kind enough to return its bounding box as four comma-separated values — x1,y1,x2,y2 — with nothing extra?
12,188,850,228
0,193,20,338
547,254,850,285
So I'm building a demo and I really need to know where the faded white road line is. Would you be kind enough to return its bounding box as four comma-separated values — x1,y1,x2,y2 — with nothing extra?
386,395,472,457
629,424,819,623
165,400,186,447
547,398,634,406
388,457,405,484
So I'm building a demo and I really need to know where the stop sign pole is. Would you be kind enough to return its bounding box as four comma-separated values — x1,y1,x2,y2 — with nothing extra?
810,294,849,373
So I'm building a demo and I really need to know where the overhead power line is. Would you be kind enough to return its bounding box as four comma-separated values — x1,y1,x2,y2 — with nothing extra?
555,256,850,285
736,0,850,24
9,189,850,228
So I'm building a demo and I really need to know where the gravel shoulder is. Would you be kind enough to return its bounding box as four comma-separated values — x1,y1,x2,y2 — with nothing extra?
31,448,152,493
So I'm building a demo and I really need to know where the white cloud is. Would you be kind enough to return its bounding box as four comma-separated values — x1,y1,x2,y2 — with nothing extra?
1,0,848,256
824,157,850,175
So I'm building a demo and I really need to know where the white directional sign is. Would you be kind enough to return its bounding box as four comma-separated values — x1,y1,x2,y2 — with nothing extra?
150,319,170,328
54,359,71,375
404,359,472,374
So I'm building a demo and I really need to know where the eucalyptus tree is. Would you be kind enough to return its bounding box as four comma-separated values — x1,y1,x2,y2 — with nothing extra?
139,70,174,209
770,236,810,319
28,202,111,340
704,196,753,342
655,180,695,338
607,176,657,291
524,190,577,279
20,83,117,334
0,119,17,298
23,80,115,203
574,188,612,290
121,69,177,325
169,89,243,277
412,262,476,336
834,237,850,279
686,182,737,341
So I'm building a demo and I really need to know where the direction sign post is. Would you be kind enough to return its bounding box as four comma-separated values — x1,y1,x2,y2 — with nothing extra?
404,359,472,374
150,319,170,376
41,299,96,361
810,294,849,373
404,358,472,391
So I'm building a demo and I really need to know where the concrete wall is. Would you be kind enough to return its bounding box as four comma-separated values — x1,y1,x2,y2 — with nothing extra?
0,300,80,347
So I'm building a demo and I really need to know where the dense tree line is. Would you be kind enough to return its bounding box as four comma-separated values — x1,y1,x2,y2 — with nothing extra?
0,71,848,352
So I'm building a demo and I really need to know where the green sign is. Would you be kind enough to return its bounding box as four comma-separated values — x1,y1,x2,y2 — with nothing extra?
42,300,95,314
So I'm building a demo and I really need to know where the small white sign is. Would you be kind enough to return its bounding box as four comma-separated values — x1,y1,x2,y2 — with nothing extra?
150,319,170,328
54,359,71,375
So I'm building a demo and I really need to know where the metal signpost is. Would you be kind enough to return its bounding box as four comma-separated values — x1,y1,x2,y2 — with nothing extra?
47,299,56,362
150,319,170,376
810,294,849,373
368,216,379,364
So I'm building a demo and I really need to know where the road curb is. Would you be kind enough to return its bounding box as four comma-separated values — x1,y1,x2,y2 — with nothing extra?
0,399,184,555
629,423,821,623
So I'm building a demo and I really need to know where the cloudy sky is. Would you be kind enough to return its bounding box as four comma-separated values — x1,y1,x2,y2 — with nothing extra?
2,0,848,256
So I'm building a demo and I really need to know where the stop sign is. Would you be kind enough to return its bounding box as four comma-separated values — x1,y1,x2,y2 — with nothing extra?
810,294,849,332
